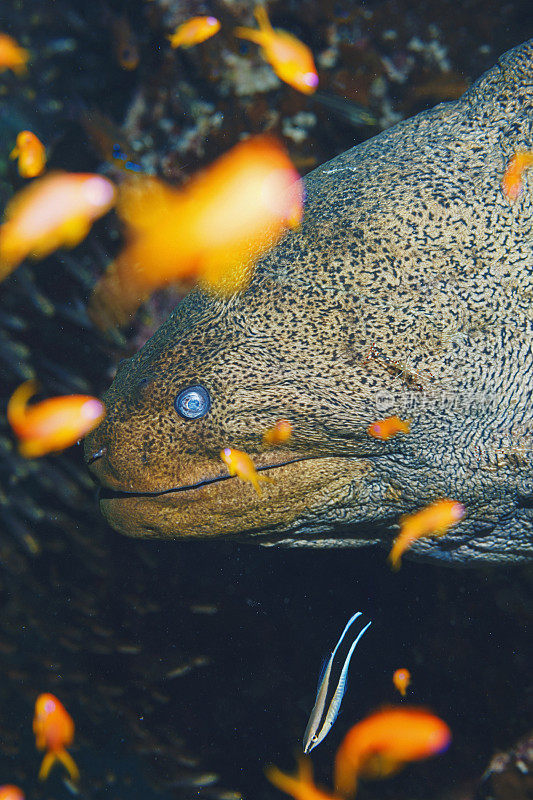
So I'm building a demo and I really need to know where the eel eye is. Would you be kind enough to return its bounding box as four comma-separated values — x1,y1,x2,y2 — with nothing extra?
174,385,211,420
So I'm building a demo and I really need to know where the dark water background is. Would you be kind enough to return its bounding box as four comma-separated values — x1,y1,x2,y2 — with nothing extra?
0,0,532,797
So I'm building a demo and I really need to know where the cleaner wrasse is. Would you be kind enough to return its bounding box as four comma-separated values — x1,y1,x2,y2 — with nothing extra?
303,612,372,754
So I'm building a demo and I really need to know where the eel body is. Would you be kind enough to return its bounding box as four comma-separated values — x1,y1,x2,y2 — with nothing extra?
85,41,533,564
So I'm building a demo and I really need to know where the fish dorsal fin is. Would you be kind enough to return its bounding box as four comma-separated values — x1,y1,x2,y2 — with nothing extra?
254,5,274,33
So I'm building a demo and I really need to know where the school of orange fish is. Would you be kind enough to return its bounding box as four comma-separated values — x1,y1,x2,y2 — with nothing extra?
1,10,532,799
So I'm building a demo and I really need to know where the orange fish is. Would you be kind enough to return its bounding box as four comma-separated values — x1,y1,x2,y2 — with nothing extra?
0,172,116,280
167,16,221,48
111,14,139,70
266,758,339,800
0,33,29,74
89,135,303,328
367,416,410,440
502,150,533,202
10,131,46,178
392,668,411,698
263,419,293,446
334,707,451,797
235,7,318,94
220,447,274,495
33,693,79,783
7,380,106,458
388,499,465,570
0,787,24,800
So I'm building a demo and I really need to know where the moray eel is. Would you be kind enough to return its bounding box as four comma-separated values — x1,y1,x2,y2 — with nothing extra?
85,41,533,564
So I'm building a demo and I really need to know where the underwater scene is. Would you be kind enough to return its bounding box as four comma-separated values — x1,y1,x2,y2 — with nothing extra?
0,0,532,798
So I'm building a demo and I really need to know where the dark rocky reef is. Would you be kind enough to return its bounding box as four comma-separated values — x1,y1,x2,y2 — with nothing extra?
476,729,533,800
0,0,531,798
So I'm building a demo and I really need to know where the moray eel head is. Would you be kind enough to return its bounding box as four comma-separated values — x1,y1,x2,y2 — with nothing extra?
85,286,381,542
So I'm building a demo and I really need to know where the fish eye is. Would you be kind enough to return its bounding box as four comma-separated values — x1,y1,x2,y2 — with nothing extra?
174,385,211,420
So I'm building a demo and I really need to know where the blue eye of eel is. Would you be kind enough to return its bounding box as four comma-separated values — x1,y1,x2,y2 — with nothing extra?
174,385,211,420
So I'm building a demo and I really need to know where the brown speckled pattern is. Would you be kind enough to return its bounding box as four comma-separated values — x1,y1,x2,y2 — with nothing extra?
86,40,533,564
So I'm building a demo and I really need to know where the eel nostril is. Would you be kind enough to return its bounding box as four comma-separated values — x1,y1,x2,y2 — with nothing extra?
87,446,107,465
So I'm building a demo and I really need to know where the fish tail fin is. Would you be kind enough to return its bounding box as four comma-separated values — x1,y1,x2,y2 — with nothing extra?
0,225,26,277
254,472,275,494
254,5,274,32
387,541,402,571
296,756,314,784
265,758,314,799
403,419,412,433
167,33,183,48
7,380,39,431
56,748,80,783
38,751,57,782
233,26,264,45
39,749,79,783
251,477,263,496
517,151,533,169
265,766,299,798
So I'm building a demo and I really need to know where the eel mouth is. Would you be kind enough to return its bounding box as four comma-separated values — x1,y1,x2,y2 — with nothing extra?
97,456,311,501
95,454,372,540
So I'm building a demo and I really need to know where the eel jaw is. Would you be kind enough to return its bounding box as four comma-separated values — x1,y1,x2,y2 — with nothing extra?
96,456,374,540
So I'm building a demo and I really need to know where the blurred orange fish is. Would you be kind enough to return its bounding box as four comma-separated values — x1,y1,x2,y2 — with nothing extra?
367,416,410,440
111,14,139,70
235,7,318,94
0,787,24,800
388,499,465,570
10,130,46,178
168,16,220,48
33,693,79,783
263,419,293,446
335,707,451,797
0,33,29,74
0,172,116,280
392,668,411,697
8,380,106,458
502,150,533,202
89,135,303,328
220,447,274,495
266,758,339,800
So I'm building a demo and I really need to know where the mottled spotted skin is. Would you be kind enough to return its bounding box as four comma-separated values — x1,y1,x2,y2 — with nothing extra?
86,41,533,563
